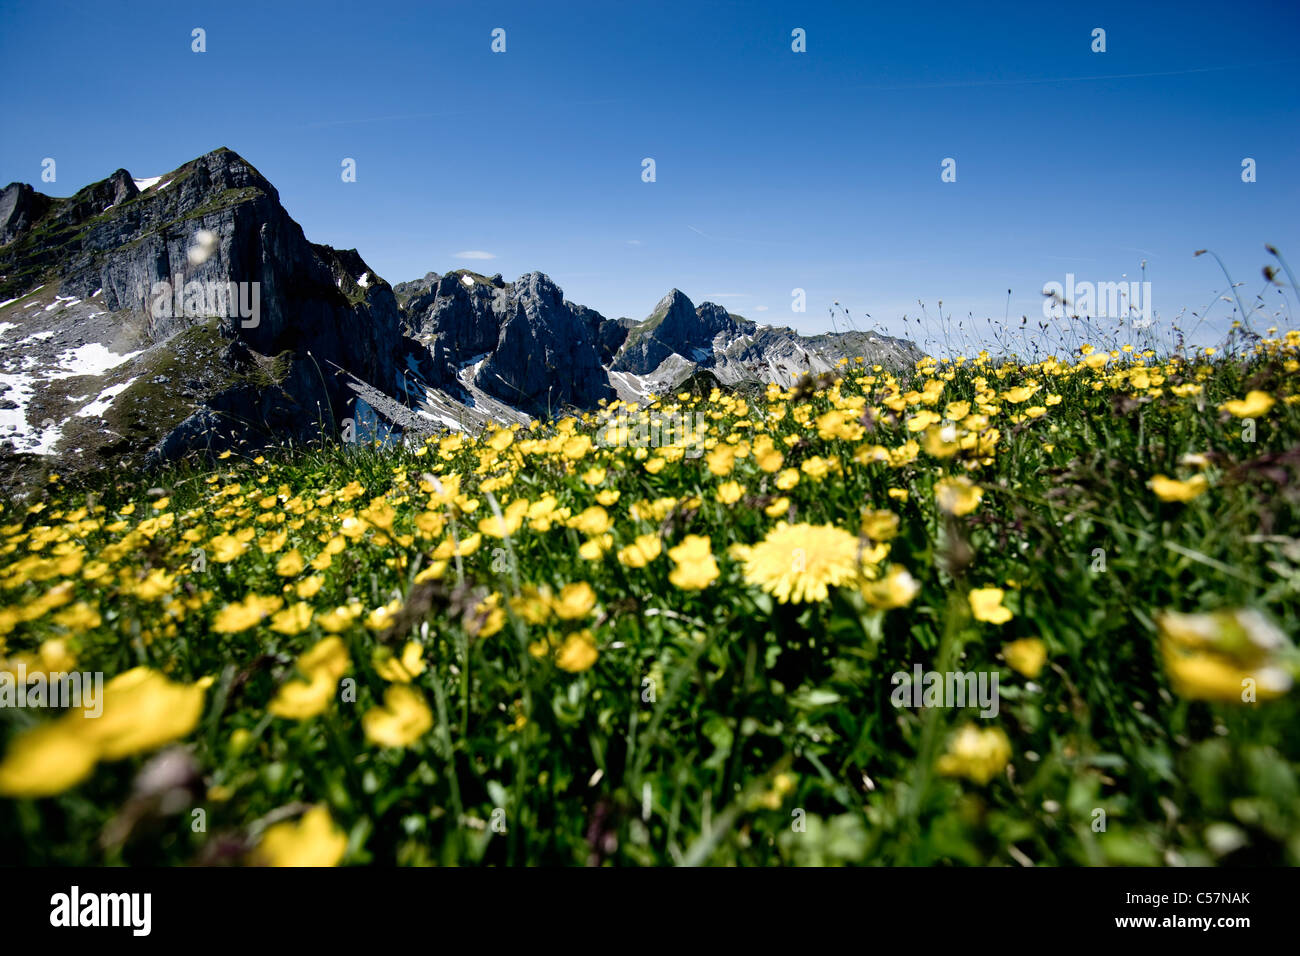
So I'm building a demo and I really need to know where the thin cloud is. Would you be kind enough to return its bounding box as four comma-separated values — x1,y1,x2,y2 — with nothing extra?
455,251,497,261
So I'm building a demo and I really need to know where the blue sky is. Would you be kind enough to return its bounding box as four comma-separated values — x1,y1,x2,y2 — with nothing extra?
2,0,1298,350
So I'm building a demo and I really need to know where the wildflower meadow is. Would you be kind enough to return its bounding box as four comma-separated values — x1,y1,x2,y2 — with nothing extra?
2,331,1298,867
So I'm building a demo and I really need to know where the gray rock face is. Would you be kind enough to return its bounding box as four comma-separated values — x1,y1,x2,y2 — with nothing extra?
407,272,503,373
0,148,429,478
0,182,54,246
605,287,921,400
472,272,614,414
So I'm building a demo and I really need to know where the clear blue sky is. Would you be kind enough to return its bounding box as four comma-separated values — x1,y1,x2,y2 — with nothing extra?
2,0,1298,350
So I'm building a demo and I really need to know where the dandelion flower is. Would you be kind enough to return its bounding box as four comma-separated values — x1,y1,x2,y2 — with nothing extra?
742,522,862,604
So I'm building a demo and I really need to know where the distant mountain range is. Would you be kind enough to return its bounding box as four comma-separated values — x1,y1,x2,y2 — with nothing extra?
0,148,919,483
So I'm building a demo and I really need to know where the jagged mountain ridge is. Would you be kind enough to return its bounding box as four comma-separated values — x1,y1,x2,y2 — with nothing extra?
0,148,920,482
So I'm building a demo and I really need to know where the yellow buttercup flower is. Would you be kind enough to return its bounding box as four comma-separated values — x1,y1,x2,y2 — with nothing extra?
1157,609,1292,703
82,668,211,761
1003,638,1047,678
269,602,314,636
0,720,99,797
1148,474,1208,503
213,594,283,633
935,476,982,516
969,588,1013,624
860,564,920,610
1219,390,1275,418
667,535,720,590
859,509,900,541
256,805,348,867
716,481,744,504
617,534,662,568
936,724,1011,785
374,641,427,682
555,631,599,673
275,550,304,576
764,496,791,518
553,582,597,620
269,637,350,720
362,684,433,747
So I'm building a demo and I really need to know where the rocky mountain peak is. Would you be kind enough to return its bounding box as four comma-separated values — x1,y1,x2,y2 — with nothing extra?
0,147,920,488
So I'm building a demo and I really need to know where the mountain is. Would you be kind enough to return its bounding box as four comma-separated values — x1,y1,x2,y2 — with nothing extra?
0,148,920,485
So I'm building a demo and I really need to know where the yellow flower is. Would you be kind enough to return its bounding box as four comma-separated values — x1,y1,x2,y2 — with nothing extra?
0,720,99,797
667,535,720,590
1148,474,1208,503
1002,384,1038,403
553,582,597,620
741,522,863,604
82,668,211,760
317,603,363,633
365,599,404,631
275,550,304,576
935,476,982,516
570,506,611,537
52,602,101,632
617,534,662,568
1003,638,1047,678
555,631,599,673
1157,609,1292,702
295,575,324,599
270,637,350,720
859,509,899,541
800,456,832,479
579,535,613,560
209,533,248,563
362,684,433,747
269,602,314,636
754,444,784,472
764,497,791,518
860,564,920,610
969,588,1013,624
936,724,1011,785
775,468,800,491
256,805,348,867
716,481,744,504
1220,390,1275,418
213,594,283,633
561,434,592,460
374,641,427,682
706,444,736,476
